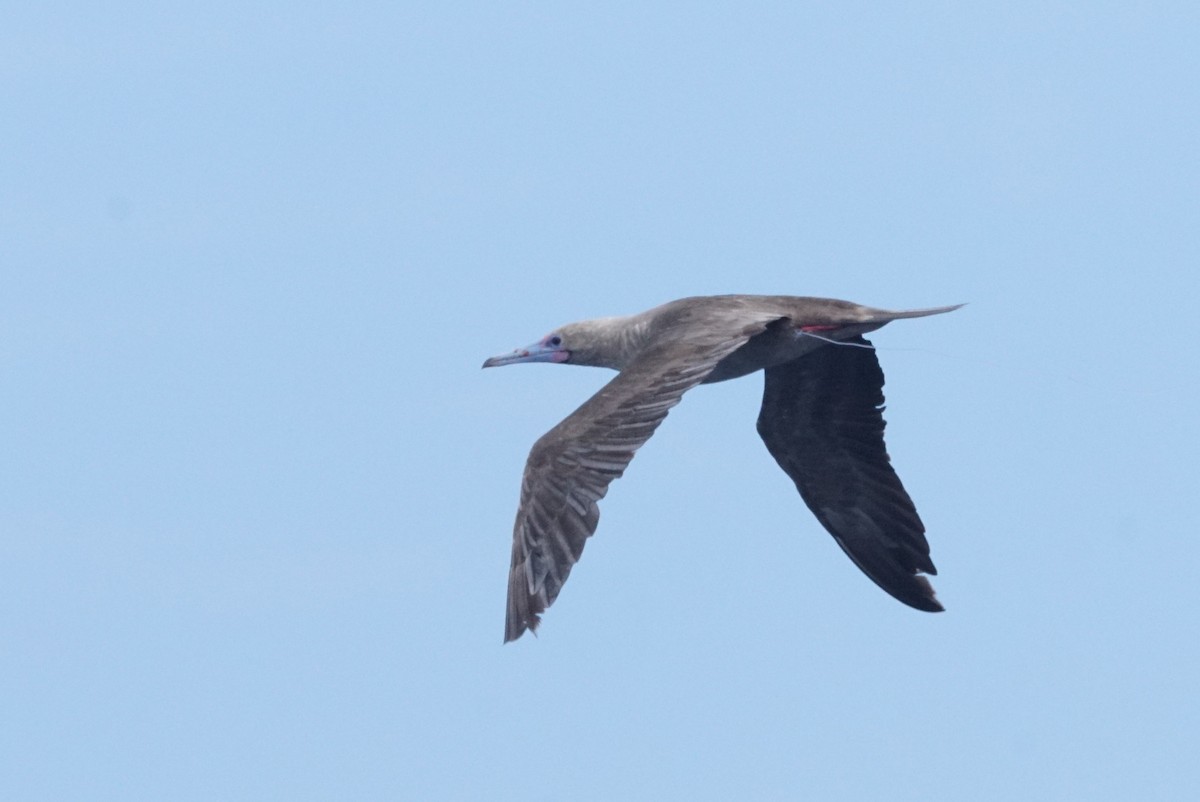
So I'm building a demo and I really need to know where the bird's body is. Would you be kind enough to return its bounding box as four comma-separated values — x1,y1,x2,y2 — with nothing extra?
483,294,961,642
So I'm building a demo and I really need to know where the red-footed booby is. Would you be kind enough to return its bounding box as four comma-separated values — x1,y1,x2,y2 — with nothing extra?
483,295,962,642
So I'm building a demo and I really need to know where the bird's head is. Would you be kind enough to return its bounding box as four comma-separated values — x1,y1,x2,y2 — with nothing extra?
482,329,573,369
482,319,633,371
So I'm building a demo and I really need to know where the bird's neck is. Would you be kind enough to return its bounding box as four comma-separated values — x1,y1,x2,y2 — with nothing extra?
573,314,653,371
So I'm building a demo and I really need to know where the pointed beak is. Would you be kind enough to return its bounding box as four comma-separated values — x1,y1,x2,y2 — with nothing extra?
482,341,570,369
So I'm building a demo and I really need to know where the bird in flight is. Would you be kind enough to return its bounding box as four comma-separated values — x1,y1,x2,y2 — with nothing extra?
483,294,962,642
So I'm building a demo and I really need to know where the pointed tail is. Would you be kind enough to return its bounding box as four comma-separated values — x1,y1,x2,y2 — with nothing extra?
866,303,966,322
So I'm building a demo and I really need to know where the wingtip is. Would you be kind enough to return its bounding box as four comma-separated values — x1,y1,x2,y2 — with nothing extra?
503,612,541,644
908,574,945,612
922,597,946,613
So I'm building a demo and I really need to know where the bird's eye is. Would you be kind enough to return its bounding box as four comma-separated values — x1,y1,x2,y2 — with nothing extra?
548,335,562,347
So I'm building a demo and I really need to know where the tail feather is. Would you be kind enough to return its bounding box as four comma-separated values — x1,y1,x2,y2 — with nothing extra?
867,303,965,322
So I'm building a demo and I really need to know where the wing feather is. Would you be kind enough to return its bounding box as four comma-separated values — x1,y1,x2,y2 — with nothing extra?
756,336,943,612
504,325,773,641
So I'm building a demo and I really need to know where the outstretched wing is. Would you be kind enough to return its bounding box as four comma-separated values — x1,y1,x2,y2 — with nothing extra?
756,336,943,612
505,325,771,642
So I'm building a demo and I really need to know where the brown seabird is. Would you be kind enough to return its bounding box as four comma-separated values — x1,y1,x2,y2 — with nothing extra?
484,295,962,642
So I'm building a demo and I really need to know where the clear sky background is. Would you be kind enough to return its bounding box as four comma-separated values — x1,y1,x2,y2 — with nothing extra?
3,3,1198,800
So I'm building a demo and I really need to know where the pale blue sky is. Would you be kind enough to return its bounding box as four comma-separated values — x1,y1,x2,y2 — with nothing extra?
3,3,1198,800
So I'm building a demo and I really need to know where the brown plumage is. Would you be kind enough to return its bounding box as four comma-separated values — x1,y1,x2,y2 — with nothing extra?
483,295,962,642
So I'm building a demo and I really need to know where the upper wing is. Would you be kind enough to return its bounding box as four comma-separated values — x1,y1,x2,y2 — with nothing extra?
755,336,943,612
505,326,771,642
